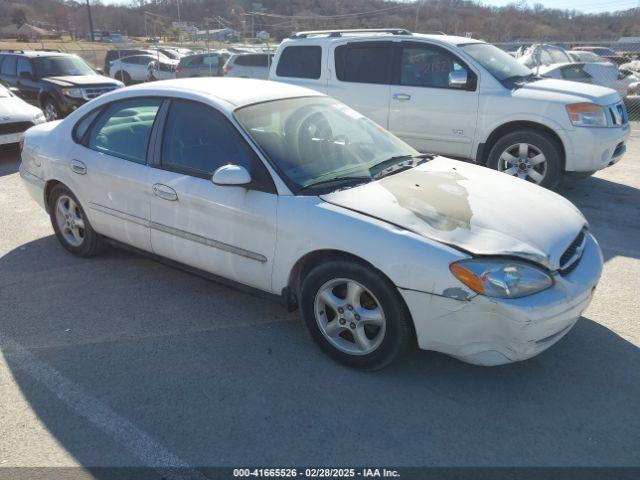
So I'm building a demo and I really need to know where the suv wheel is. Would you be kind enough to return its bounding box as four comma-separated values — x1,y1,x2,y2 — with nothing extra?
115,71,131,85
49,184,105,257
300,259,412,370
487,129,562,189
42,98,60,121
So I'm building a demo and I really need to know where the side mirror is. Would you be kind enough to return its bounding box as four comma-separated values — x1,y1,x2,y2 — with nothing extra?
212,164,252,186
448,69,468,89
19,71,33,80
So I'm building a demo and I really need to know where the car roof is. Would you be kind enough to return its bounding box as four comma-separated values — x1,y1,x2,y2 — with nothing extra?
283,31,485,47
122,77,323,108
0,50,73,58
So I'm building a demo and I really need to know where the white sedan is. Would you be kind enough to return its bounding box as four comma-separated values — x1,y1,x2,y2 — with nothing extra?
19,78,602,369
0,84,45,148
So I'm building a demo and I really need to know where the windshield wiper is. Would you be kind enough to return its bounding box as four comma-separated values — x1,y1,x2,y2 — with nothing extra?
371,154,430,179
299,175,371,192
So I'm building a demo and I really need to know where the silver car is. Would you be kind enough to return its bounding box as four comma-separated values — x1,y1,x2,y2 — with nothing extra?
176,52,230,78
223,53,273,79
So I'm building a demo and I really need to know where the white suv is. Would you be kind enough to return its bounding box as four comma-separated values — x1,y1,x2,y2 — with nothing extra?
269,29,630,188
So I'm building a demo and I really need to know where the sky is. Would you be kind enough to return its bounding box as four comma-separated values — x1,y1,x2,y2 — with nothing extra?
98,0,639,15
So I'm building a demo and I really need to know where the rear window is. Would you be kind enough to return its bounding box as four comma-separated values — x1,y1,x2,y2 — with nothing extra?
335,43,393,85
235,54,270,67
0,55,17,76
276,46,322,79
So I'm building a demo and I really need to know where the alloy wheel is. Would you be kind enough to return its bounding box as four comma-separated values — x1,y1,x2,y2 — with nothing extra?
314,278,386,356
498,143,547,184
55,195,85,247
44,102,58,121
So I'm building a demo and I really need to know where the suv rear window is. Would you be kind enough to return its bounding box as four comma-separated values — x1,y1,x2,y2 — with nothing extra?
235,54,270,67
276,46,321,79
335,43,393,85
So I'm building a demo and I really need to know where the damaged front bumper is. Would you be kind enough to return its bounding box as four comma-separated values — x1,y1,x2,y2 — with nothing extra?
400,232,603,366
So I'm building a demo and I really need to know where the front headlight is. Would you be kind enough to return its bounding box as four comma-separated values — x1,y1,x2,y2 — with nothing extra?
33,111,46,124
61,87,84,99
566,103,608,127
450,259,553,299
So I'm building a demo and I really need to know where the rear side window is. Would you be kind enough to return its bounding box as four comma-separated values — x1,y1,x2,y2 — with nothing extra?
1,55,17,76
276,46,322,79
87,98,162,164
73,109,101,143
335,43,393,85
17,58,33,77
160,99,273,191
562,65,591,80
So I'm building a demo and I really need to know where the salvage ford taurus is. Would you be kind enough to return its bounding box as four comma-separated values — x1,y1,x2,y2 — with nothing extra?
19,78,603,369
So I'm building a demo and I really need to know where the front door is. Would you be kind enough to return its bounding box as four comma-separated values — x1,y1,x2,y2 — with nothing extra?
147,98,278,292
387,41,480,159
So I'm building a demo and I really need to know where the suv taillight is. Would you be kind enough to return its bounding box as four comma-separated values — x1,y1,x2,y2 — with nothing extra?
224,64,232,75
175,66,182,73
19,135,25,152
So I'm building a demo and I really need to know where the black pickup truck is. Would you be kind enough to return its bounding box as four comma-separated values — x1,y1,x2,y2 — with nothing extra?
0,50,123,121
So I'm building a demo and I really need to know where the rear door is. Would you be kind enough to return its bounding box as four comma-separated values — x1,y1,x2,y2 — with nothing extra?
16,57,38,105
68,97,163,251
326,41,394,129
146,98,278,291
387,41,479,158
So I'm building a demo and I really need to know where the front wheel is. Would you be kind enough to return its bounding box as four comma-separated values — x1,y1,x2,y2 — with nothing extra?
42,98,60,121
486,129,562,189
300,259,412,370
49,184,105,257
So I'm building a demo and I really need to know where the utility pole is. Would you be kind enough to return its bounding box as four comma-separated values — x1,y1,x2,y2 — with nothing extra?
86,0,94,41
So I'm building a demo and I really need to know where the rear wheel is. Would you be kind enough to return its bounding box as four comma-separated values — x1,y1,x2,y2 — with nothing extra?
300,259,412,370
487,129,562,189
49,184,105,257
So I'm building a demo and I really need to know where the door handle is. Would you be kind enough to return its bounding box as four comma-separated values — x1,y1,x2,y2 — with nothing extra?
152,183,178,201
70,159,87,175
393,93,412,101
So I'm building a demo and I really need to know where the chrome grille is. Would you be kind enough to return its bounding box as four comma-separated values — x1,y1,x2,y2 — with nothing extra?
82,86,118,100
559,229,587,274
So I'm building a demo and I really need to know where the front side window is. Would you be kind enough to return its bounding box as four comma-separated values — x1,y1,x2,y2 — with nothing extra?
160,99,272,190
87,98,162,164
461,43,532,82
235,97,417,193
400,45,469,89
335,42,393,85
33,56,95,77
276,46,322,79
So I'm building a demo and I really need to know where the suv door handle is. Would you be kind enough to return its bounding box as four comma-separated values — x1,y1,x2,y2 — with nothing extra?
70,159,87,175
152,183,178,201
393,93,412,101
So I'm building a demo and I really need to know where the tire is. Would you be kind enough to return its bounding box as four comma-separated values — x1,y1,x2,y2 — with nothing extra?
486,129,562,189
48,184,105,257
300,259,412,370
115,70,131,85
41,97,60,122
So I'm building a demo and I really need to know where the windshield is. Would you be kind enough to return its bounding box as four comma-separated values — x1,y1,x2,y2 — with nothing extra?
235,97,418,193
461,43,532,81
34,56,95,77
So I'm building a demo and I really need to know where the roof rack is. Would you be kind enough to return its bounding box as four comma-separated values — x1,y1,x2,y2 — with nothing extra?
35,48,61,52
290,28,411,39
0,49,24,53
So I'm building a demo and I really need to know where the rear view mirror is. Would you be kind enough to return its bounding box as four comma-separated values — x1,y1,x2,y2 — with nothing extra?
212,164,252,186
448,70,468,89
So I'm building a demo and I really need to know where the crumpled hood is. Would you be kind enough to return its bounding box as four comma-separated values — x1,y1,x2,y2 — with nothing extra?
517,78,620,105
321,158,587,270
44,75,120,87
0,96,41,120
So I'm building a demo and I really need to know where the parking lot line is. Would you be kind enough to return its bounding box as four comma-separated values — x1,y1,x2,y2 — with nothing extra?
0,333,207,480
